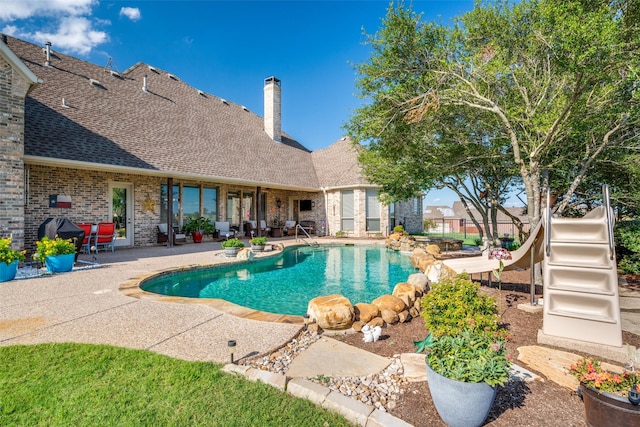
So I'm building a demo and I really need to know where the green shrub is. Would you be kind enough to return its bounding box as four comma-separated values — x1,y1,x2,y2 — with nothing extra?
221,238,245,248
462,238,478,246
393,225,404,233
615,220,640,274
426,329,511,386
420,274,505,339
335,230,346,238
249,236,267,245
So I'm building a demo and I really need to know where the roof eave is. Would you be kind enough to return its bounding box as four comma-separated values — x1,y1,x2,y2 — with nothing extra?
24,155,320,192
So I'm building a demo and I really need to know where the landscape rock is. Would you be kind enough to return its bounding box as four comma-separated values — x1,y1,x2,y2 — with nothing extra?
381,309,399,325
409,248,428,267
352,321,366,332
407,273,429,294
398,310,410,323
367,317,385,328
425,261,457,283
307,294,354,330
236,248,255,261
425,244,441,257
392,283,417,306
417,255,436,273
409,307,420,318
354,302,380,323
372,294,406,313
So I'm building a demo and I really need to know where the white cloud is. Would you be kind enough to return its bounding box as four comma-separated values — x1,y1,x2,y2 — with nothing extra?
24,16,107,55
119,7,141,21
0,0,96,21
0,0,108,55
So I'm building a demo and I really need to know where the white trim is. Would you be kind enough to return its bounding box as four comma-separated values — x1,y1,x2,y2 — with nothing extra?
0,41,42,87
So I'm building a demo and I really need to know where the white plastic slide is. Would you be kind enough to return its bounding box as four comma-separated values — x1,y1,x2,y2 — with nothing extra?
442,220,544,275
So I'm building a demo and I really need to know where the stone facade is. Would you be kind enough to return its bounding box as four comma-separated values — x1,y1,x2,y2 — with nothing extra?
394,197,423,235
324,188,391,237
0,55,30,247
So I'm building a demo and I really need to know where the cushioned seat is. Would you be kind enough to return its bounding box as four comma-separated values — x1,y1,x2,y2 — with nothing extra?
157,223,186,245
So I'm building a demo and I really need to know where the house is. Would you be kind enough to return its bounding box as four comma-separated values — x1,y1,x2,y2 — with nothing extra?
424,200,529,236
0,35,422,250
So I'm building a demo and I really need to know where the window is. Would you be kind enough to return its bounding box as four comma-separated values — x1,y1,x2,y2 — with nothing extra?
341,190,354,232
413,197,421,215
226,191,241,225
182,186,200,221
160,184,179,226
366,189,381,231
389,202,395,229
203,187,217,221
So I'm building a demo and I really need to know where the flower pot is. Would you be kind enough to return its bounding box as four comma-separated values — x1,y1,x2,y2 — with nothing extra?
581,384,640,427
45,253,75,273
192,232,203,243
0,260,19,282
426,362,497,427
250,244,265,252
223,247,241,258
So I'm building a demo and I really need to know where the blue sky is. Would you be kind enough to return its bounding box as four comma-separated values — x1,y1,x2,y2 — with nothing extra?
0,0,489,207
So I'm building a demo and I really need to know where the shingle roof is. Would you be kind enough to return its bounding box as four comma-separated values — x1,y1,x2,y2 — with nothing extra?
311,136,370,188
7,36,321,190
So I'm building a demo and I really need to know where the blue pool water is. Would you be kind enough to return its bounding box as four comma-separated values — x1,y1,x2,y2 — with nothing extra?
141,245,416,316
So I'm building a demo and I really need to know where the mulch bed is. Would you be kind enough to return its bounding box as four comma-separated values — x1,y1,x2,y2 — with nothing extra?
333,270,640,427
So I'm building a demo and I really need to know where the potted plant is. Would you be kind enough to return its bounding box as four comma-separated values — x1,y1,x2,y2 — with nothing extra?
416,274,511,427
183,217,215,243
35,236,76,273
569,356,640,426
0,237,26,282
249,236,267,252
221,237,245,257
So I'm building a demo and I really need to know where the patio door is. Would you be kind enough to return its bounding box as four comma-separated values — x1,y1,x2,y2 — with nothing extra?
109,182,134,247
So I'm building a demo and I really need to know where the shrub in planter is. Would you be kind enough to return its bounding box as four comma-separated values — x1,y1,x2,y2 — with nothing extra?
221,238,245,249
249,236,267,246
0,237,26,266
35,236,76,262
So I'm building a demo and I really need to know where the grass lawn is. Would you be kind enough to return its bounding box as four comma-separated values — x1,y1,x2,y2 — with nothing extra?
0,343,353,426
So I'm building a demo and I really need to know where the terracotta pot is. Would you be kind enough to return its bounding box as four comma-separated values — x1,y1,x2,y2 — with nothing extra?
581,384,640,427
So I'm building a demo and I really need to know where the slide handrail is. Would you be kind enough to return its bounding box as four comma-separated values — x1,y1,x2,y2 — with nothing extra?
603,184,615,260
545,187,552,257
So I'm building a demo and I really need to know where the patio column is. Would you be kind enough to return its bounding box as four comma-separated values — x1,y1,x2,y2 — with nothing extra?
166,177,173,248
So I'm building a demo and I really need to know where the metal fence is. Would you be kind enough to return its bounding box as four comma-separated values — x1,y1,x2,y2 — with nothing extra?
424,218,531,241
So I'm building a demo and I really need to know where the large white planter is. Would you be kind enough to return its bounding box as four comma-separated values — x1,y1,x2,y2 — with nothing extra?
426,362,497,427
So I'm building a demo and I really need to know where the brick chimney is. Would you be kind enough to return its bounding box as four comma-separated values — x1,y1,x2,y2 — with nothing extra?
264,76,281,142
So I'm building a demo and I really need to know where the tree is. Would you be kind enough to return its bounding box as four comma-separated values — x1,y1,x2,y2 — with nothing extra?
347,0,640,229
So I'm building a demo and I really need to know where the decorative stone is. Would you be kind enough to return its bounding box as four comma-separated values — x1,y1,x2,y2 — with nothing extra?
425,244,441,257
398,310,410,323
352,320,366,332
399,294,411,309
381,309,399,325
392,283,417,306
409,307,420,318
409,248,428,267
354,302,380,323
307,323,321,334
307,294,354,330
407,273,429,294
367,317,385,328
372,294,406,313
415,254,434,273
425,261,457,283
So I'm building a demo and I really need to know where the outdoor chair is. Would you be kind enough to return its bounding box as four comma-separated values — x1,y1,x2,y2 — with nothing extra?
215,221,236,239
76,223,94,253
157,224,186,245
299,220,315,235
95,222,116,253
284,220,296,236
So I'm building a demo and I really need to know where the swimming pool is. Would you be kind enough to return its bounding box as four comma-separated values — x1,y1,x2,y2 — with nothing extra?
141,245,416,316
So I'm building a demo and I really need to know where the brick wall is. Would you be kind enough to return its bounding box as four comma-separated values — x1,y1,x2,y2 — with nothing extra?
0,55,30,247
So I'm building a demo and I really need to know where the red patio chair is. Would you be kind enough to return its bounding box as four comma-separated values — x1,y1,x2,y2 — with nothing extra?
95,222,116,253
76,223,94,254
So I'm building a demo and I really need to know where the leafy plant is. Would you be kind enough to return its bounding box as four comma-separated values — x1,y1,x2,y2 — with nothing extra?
249,236,267,246
393,225,404,233
426,329,511,387
183,217,215,234
34,236,76,262
569,357,639,397
420,274,507,340
615,220,640,274
221,238,245,248
335,230,346,238
0,237,26,265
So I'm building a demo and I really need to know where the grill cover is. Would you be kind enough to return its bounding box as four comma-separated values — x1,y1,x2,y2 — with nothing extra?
37,218,85,256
